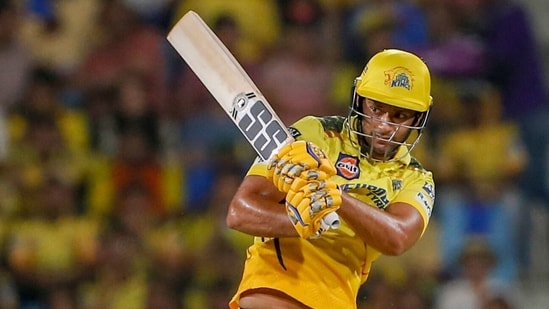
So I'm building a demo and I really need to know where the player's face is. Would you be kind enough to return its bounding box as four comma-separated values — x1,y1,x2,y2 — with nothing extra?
360,98,419,160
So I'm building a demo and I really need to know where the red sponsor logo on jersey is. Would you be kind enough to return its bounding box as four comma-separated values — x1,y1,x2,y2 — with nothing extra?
336,154,360,180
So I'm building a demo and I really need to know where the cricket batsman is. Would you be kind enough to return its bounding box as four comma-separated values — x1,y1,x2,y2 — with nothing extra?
227,49,436,309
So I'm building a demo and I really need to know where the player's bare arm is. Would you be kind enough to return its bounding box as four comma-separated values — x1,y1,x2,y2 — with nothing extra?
228,174,425,253
226,175,299,238
338,192,424,256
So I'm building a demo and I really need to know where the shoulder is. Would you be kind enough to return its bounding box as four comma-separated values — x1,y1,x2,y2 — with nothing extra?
289,116,347,152
405,157,435,195
408,156,430,173
289,115,346,138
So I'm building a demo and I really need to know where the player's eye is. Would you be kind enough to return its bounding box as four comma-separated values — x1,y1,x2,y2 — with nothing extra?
395,111,417,122
367,103,381,115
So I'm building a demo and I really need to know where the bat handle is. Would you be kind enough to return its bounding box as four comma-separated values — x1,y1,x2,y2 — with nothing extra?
321,212,340,230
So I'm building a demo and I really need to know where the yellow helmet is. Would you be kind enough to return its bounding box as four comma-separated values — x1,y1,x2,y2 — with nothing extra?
355,49,432,112
347,49,433,162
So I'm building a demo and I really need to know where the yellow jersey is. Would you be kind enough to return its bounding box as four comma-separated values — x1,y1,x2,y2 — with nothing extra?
230,115,435,309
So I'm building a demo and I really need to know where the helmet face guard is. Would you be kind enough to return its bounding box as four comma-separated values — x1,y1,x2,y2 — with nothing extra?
347,90,430,162
346,49,433,162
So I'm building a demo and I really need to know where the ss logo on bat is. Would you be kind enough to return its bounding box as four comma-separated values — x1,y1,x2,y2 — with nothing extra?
231,93,289,159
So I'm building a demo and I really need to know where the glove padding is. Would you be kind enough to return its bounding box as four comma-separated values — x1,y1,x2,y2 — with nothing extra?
285,179,342,239
266,141,335,193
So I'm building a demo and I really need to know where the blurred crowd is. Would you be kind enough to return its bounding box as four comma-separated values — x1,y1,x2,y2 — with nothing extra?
0,0,547,308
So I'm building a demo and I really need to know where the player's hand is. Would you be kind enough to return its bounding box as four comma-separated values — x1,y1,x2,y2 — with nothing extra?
285,179,342,239
266,141,335,193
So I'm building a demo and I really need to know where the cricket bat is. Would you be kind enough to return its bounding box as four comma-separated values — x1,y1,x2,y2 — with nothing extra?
167,10,339,230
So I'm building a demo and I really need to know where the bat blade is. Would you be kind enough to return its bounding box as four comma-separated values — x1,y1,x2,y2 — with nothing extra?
167,10,292,160
167,11,340,230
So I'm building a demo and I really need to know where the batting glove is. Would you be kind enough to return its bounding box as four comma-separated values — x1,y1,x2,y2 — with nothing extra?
266,141,336,193
285,178,342,239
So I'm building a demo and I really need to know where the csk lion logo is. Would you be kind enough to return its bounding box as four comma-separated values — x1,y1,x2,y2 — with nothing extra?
384,67,414,91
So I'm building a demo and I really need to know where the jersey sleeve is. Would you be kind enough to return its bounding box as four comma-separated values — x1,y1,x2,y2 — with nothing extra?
246,156,269,177
289,116,331,150
391,171,435,234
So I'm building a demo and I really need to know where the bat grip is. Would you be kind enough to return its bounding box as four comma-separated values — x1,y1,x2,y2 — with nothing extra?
321,212,340,230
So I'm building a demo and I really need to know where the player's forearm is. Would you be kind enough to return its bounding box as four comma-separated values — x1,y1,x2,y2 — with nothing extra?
337,192,423,256
226,190,298,238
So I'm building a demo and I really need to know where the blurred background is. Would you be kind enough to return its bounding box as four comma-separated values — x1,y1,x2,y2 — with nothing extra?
0,0,548,308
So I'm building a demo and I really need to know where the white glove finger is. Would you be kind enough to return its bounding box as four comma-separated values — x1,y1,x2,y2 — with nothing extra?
307,180,328,192
303,170,328,181
282,163,305,178
277,174,292,192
